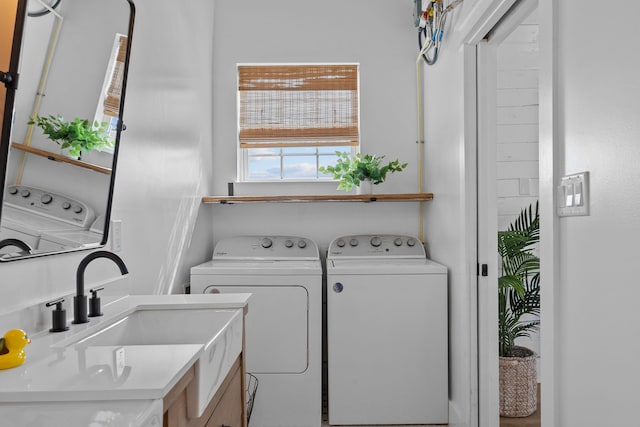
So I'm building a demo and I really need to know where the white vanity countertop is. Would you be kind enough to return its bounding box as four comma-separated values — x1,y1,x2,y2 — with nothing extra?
0,343,202,401
0,293,251,426
0,399,163,427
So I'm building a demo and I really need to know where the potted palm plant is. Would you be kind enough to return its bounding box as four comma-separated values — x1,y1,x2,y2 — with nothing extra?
29,114,113,159
498,201,540,417
319,151,407,193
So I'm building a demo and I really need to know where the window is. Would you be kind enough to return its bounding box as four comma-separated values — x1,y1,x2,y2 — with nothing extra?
93,33,128,150
237,64,360,181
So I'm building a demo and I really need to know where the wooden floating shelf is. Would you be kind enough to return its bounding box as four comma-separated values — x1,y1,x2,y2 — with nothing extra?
202,193,434,204
11,142,112,175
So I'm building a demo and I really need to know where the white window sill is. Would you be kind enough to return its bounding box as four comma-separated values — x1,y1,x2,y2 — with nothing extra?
228,180,347,197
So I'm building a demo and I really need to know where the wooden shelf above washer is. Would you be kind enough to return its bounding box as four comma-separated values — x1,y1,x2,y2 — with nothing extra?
202,193,434,204
11,142,112,175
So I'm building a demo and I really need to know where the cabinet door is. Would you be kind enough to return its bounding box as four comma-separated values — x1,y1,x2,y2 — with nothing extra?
205,366,243,427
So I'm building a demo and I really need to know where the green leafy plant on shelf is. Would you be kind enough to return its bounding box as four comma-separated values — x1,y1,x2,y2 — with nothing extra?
498,201,540,358
318,151,408,191
28,115,113,158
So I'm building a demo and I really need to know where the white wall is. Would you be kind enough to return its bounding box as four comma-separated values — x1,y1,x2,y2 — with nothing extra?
419,3,476,425
210,0,423,251
108,0,215,295
551,1,640,425
421,49,477,427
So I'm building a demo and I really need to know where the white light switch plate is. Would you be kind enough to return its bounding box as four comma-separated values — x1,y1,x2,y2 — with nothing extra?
558,172,589,217
111,219,123,252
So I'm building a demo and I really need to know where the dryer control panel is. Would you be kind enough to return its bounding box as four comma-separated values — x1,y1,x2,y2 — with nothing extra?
328,234,426,259
212,235,319,260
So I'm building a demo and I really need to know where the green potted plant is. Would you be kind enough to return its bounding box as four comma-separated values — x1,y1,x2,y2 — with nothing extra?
319,151,407,193
498,201,540,417
29,114,113,158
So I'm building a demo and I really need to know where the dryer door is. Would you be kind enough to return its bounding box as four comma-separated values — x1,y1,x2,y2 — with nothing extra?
204,284,308,374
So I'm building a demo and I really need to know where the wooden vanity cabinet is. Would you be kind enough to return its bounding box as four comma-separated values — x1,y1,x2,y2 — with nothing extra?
163,355,246,427
204,363,243,427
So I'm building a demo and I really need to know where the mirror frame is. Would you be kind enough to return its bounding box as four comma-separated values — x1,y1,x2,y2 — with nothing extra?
0,0,136,261
0,0,27,221
100,0,136,249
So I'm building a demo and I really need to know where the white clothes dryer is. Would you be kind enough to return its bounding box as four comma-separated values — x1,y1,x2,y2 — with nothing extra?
190,236,322,427
326,234,448,425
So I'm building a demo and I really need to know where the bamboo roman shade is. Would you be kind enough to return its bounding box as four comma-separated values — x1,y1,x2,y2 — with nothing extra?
103,34,127,117
238,64,359,149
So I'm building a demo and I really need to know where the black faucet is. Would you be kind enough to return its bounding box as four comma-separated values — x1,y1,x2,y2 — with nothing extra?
0,238,32,252
73,251,129,324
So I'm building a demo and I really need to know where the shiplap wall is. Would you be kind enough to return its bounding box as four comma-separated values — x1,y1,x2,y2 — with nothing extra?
496,11,539,231
496,10,540,369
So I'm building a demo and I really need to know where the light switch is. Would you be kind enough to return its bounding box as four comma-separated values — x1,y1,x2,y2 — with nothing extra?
565,183,574,207
574,181,583,206
558,172,589,217
111,219,123,252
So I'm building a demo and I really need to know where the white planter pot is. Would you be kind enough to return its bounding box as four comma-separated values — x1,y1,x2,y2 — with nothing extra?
59,146,81,160
356,180,373,194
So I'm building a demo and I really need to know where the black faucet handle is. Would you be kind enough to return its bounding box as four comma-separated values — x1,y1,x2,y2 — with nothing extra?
46,298,70,333
89,287,104,298
88,287,104,317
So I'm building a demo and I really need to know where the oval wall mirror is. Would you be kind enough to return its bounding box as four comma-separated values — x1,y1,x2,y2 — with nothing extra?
0,0,135,261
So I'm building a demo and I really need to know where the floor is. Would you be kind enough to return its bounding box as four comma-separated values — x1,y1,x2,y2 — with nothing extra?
322,423,446,427
320,387,540,427
319,385,540,427
321,394,447,427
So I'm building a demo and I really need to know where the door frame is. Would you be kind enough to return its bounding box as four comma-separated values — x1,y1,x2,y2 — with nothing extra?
461,0,557,425
476,38,499,427
537,0,559,425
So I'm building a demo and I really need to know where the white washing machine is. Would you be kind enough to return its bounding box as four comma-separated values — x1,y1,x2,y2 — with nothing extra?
190,235,322,427
0,185,96,255
326,234,448,425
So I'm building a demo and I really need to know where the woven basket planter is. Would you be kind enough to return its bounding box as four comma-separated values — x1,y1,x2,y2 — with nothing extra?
499,346,537,417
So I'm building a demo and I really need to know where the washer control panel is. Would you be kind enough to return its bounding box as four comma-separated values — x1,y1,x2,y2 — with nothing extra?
328,234,425,259
212,235,319,260
4,185,95,228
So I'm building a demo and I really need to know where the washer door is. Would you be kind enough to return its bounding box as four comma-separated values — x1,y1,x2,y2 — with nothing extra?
204,285,309,374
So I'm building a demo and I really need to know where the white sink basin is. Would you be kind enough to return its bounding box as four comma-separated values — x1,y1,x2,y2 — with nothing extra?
53,307,244,418
72,308,237,346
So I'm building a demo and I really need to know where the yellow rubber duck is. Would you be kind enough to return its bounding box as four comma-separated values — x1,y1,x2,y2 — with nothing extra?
0,329,31,370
